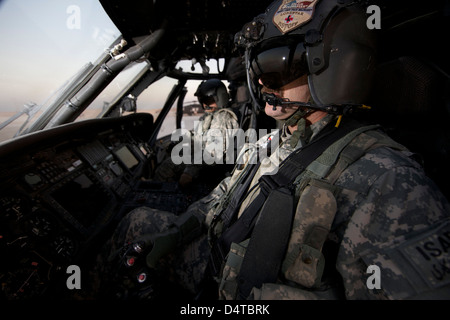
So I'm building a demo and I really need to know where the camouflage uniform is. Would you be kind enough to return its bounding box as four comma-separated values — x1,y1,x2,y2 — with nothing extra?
153,108,239,181
107,114,450,299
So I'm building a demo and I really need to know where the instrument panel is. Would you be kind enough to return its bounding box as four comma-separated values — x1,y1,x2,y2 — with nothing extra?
0,114,153,299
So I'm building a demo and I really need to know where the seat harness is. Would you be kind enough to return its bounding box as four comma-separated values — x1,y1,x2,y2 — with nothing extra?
208,118,366,293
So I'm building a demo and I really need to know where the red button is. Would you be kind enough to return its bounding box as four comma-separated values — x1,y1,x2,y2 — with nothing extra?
126,257,135,266
137,273,147,283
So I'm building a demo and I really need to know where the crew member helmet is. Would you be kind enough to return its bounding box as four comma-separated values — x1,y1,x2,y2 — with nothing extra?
195,79,230,109
235,0,377,111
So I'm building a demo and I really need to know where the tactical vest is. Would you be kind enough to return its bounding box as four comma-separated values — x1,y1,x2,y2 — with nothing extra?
213,124,409,299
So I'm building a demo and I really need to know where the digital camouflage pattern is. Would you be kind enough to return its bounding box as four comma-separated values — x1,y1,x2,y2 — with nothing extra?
153,108,239,181
332,145,450,299
105,114,450,299
249,125,450,299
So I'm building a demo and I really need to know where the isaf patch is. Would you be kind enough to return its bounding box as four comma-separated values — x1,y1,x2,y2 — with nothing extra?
273,0,318,34
399,220,450,288
361,219,450,298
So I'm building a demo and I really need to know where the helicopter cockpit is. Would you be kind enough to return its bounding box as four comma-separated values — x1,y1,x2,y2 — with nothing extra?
0,0,448,300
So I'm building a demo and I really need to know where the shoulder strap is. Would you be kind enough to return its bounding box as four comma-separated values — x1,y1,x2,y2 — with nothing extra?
258,119,366,189
231,118,364,239
209,120,358,278
237,120,384,298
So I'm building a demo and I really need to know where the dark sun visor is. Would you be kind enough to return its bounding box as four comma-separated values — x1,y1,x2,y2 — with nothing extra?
249,38,309,90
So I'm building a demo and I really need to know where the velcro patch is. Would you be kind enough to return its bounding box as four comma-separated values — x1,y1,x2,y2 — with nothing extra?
397,220,450,288
273,0,318,34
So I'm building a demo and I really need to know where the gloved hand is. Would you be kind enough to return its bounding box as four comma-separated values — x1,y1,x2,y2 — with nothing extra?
133,210,204,269
143,227,179,269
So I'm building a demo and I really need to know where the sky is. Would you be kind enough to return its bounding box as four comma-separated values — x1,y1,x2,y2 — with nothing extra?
0,0,121,113
0,0,225,111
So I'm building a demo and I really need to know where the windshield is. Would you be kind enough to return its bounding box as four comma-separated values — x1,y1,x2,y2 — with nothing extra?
0,0,120,143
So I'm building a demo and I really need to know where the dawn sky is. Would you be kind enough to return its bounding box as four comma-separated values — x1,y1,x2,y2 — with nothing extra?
0,0,120,112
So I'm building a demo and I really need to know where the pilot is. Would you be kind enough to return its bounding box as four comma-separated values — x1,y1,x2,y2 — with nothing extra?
153,78,239,188
98,0,450,300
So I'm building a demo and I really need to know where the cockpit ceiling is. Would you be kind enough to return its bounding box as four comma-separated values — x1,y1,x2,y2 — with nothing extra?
99,0,448,65
99,0,446,40
99,0,273,42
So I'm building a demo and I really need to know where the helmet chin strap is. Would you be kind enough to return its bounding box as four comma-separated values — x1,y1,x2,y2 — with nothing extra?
261,93,313,129
283,106,314,148
284,107,313,128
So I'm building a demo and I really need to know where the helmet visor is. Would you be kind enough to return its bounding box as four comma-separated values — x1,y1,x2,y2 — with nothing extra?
198,95,216,107
249,41,308,90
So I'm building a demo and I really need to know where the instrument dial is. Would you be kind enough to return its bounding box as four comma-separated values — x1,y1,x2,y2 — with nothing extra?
51,233,78,260
0,193,31,223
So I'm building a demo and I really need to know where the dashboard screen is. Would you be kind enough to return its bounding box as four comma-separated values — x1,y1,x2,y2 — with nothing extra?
115,146,139,170
50,173,110,228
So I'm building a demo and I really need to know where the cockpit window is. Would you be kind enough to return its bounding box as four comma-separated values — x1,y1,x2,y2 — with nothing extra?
76,61,150,121
0,0,120,143
175,58,226,75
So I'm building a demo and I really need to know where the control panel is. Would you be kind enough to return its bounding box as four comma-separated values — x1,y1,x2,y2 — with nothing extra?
0,114,153,299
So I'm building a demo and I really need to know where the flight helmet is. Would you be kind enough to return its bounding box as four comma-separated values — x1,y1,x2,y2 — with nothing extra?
235,0,377,113
195,79,230,109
